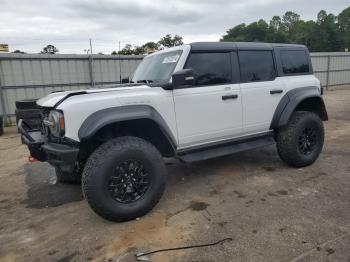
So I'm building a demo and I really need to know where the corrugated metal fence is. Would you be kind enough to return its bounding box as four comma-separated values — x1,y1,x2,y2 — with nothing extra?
0,52,349,125
0,53,143,124
311,52,350,89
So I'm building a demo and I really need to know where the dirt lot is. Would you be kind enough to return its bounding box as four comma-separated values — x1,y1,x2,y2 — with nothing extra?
1,89,350,262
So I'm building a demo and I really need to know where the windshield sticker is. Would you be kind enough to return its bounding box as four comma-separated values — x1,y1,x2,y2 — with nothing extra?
162,54,180,64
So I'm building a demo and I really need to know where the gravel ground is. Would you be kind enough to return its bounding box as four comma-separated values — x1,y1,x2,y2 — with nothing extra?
0,89,349,262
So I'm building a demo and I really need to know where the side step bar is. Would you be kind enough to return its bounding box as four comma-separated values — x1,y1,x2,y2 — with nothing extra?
177,135,275,163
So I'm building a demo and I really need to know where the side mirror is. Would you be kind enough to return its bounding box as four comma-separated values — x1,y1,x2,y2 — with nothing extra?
172,69,194,89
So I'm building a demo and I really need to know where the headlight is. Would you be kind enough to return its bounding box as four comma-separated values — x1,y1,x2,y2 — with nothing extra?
45,110,65,137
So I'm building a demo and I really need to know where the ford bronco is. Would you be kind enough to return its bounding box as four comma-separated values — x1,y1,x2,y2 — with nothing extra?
19,42,328,221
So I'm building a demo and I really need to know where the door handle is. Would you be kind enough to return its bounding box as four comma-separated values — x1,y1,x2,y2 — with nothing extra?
270,89,283,94
222,94,238,100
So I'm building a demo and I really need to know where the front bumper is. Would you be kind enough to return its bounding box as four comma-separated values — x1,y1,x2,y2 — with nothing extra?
18,119,79,171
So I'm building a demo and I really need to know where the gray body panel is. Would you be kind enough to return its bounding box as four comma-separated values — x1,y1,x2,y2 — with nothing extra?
78,105,177,148
270,86,327,129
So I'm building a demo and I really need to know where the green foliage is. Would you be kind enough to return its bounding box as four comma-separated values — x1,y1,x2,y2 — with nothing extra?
111,34,184,55
221,7,350,52
12,50,26,54
40,44,59,54
338,7,350,49
143,41,159,50
158,34,183,48
117,44,134,55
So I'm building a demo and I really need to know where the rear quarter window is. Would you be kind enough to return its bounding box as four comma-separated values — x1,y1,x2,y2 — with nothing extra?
238,51,276,83
280,50,310,74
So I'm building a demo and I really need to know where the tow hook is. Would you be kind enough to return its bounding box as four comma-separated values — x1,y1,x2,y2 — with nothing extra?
28,156,38,163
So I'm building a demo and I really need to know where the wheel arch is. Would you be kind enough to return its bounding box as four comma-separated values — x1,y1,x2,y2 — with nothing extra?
270,86,328,129
78,105,177,159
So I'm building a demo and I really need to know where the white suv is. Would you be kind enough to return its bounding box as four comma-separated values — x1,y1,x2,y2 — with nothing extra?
19,42,328,221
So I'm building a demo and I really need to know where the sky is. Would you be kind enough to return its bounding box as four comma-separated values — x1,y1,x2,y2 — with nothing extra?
0,0,349,54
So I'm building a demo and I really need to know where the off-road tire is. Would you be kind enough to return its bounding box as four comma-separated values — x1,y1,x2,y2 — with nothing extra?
15,99,39,110
82,136,166,222
55,167,82,184
276,111,324,168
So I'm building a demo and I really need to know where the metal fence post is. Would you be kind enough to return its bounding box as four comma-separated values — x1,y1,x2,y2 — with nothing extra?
0,85,7,124
0,59,8,125
325,55,331,90
88,55,95,88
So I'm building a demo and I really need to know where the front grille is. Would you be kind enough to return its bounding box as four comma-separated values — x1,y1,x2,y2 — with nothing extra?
40,107,51,137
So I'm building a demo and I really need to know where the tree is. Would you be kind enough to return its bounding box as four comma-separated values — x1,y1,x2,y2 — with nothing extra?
133,46,146,55
282,11,300,31
111,36,183,55
288,20,317,48
41,44,59,54
158,34,183,48
221,23,247,42
314,12,341,51
317,10,328,24
338,7,350,32
220,7,350,52
143,41,159,53
245,19,269,41
270,16,283,32
12,50,26,54
338,7,350,50
267,16,287,43
117,44,134,55
221,20,269,42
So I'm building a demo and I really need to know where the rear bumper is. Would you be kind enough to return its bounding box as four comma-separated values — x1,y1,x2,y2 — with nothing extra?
18,119,79,171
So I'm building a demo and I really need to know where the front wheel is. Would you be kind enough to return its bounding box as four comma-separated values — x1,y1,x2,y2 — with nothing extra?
82,137,166,222
276,111,324,168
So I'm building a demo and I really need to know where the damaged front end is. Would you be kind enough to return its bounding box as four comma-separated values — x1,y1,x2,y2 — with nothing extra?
18,108,80,174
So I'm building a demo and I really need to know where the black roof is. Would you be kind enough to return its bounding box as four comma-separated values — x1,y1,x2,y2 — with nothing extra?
190,42,307,51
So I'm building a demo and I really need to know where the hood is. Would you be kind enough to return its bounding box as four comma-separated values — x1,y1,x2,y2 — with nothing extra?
37,84,149,108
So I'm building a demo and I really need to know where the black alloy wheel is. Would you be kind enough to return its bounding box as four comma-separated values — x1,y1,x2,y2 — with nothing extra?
108,160,150,203
298,127,317,155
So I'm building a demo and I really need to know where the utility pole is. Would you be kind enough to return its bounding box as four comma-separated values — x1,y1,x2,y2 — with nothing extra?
118,41,122,83
89,38,95,88
89,38,93,55
0,71,7,125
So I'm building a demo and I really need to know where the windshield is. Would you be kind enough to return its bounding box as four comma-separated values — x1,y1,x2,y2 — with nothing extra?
132,50,182,84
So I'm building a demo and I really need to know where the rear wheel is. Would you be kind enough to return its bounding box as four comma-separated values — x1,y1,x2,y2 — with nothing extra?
82,136,166,222
276,111,324,168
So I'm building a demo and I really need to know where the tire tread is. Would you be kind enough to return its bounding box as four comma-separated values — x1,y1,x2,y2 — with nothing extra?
276,111,324,167
82,136,165,222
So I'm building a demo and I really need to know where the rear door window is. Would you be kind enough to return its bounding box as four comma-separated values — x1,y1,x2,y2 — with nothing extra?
185,52,232,86
280,50,310,74
238,51,276,82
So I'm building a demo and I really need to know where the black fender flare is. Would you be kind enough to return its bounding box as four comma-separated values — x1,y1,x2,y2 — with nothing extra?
270,86,327,129
78,105,177,148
